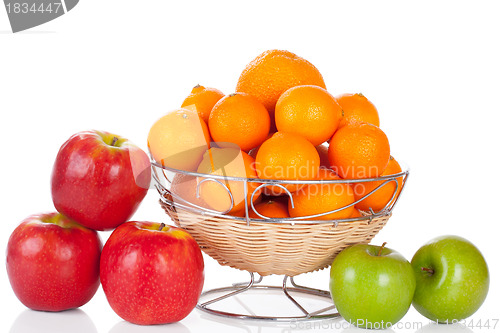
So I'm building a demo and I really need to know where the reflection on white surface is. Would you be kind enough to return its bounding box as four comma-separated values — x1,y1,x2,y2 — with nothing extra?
196,285,337,320
109,320,191,333
198,314,251,332
199,312,345,333
416,323,474,333
10,308,97,333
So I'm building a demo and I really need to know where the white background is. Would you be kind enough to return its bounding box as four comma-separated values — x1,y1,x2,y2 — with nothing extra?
1,1,499,332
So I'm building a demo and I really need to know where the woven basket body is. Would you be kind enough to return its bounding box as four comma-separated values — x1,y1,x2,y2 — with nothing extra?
160,199,389,276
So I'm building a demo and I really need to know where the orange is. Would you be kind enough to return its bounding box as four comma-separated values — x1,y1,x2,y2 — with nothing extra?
148,109,210,171
248,133,273,159
255,132,320,194
236,49,326,118
288,166,354,220
316,144,331,168
328,122,390,179
229,209,246,218
209,93,270,152
336,93,380,128
249,200,290,219
275,85,343,146
350,208,363,218
353,156,403,212
170,173,210,209
196,147,260,214
181,84,225,123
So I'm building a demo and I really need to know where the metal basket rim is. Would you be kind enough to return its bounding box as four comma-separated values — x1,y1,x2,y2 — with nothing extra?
159,195,392,225
152,160,410,224
151,161,410,184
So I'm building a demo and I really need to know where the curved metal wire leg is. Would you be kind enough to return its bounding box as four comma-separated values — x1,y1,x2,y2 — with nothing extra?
197,272,339,321
199,271,256,308
233,273,263,287
283,276,339,319
288,277,338,317
283,276,309,316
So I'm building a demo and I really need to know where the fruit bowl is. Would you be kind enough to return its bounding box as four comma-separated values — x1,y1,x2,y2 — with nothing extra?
152,162,409,277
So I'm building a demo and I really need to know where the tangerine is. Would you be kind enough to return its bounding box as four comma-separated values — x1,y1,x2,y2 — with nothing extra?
328,122,390,179
181,84,224,123
350,208,363,218
275,85,343,146
288,167,354,220
249,200,289,219
255,132,320,195
209,93,270,152
236,49,326,118
353,156,403,212
336,93,380,128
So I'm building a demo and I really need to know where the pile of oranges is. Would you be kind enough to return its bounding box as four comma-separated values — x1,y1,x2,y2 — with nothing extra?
148,49,403,220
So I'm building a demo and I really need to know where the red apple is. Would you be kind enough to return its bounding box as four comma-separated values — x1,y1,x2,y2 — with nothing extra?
51,130,151,231
6,213,102,312
100,221,204,325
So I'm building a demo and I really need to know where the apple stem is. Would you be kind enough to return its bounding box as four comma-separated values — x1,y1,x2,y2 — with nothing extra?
421,267,434,275
110,136,119,146
159,222,165,231
377,242,387,256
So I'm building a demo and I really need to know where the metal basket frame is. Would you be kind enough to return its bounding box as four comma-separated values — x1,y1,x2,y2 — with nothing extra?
152,161,409,224
151,160,409,322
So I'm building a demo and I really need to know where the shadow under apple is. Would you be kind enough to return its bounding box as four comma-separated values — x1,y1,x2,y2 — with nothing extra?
10,308,97,333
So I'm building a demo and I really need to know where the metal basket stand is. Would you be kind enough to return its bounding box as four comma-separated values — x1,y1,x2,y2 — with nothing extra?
152,162,410,322
196,271,338,321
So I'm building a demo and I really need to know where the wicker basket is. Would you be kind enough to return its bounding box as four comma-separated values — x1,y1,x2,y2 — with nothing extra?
154,163,408,277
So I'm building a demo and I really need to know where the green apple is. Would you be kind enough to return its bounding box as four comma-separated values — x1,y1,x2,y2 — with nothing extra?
411,235,489,323
329,243,415,329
